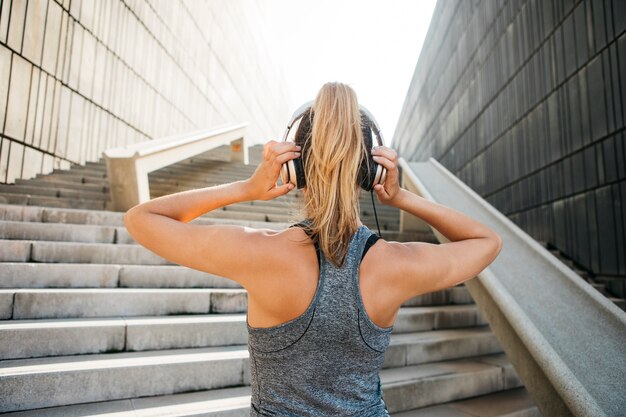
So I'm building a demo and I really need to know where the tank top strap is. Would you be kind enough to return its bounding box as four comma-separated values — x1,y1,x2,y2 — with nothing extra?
332,224,376,271
347,225,395,350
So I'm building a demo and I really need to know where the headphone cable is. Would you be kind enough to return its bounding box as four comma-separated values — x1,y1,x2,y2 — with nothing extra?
370,189,383,239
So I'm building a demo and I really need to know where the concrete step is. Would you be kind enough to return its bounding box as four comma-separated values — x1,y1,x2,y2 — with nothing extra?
385,326,502,367
0,193,107,210
589,282,609,296
0,184,109,201
403,285,474,306
0,314,247,360
595,275,626,299
0,285,471,320
0,345,248,413
46,169,108,181
0,307,487,359
392,386,541,416
213,200,400,221
0,203,289,229
34,172,109,185
0,263,242,289
0,349,519,413
382,353,524,412
0,288,245,319
0,385,253,416
0,205,417,244
0,220,121,244
0,386,539,417
0,239,175,264
202,209,293,223
16,178,110,193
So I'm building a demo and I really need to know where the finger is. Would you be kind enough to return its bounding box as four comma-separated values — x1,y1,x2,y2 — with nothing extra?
271,141,301,156
274,151,301,165
374,183,390,200
268,183,294,199
372,155,396,171
371,146,397,162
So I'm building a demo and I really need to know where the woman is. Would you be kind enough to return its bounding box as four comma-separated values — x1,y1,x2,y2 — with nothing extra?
124,82,503,416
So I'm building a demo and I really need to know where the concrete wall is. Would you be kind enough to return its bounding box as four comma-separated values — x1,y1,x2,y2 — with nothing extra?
393,0,626,280
0,0,293,183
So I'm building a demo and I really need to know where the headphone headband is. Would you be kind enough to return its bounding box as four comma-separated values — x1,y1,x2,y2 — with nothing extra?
282,100,384,146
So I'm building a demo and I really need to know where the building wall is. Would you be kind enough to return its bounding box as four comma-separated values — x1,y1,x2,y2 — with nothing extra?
0,0,293,183
393,0,626,278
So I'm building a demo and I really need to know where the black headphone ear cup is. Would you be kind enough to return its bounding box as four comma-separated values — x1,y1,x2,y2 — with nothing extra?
358,117,378,191
293,157,306,189
359,154,380,191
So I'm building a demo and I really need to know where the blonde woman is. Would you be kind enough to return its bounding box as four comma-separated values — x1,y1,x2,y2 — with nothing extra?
124,82,503,416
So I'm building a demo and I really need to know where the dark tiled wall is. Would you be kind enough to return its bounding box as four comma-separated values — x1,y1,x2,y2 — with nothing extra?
393,0,626,278
0,0,292,184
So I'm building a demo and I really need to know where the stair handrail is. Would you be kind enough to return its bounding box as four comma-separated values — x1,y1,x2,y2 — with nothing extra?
397,156,626,417
103,123,247,212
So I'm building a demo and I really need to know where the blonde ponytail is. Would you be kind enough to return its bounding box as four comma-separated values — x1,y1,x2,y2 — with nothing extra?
291,82,367,267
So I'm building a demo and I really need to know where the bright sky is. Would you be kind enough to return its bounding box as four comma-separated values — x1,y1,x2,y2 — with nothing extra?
261,0,437,146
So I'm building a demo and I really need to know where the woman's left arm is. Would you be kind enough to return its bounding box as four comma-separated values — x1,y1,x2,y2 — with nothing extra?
123,140,301,285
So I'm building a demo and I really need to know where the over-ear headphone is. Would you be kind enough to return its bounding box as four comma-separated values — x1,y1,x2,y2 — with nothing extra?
279,100,387,192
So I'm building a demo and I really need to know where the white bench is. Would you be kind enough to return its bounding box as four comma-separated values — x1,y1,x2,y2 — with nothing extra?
103,123,247,211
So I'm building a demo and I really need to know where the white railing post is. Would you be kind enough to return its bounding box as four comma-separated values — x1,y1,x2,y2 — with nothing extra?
230,137,248,164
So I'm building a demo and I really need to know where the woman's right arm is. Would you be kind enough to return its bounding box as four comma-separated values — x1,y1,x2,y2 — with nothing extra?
371,146,503,301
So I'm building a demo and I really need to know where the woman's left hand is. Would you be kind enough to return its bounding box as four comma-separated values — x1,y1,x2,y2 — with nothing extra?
243,140,301,201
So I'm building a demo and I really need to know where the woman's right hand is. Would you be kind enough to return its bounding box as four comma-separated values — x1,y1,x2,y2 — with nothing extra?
371,145,401,206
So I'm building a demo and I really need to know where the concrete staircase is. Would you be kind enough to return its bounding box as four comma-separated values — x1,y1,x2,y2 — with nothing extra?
0,145,541,416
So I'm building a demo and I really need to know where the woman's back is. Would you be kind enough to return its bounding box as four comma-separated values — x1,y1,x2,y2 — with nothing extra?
247,221,393,416
123,81,502,416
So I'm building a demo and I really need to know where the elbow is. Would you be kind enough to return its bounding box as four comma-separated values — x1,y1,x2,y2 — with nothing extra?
123,207,140,234
492,234,503,258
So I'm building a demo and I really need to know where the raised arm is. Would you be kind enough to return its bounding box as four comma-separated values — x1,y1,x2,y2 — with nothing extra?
370,146,503,304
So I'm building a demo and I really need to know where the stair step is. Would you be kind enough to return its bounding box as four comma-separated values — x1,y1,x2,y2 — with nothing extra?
34,173,108,185
0,194,107,210
385,327,502,367
0,314,247,360
0,262,242,289
0,386,539,417
0,183,109,200
0,288,245,319
0,350,518,413
0,285,471,320
392,387,540,416
0,203,290,229
383,353,524,412
0,239,174,265
1,220,119,244
0,309,488,360
0,209,420,244
16,178,110,193
0,385,252,416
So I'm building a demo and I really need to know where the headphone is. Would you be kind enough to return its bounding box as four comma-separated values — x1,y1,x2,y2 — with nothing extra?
279,100,386,237
279,100,387,192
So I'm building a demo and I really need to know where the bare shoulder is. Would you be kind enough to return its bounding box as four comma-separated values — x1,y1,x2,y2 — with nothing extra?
361,236,501,307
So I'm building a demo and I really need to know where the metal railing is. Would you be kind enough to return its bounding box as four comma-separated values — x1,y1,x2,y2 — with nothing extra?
398,156,626,417
103,124,247,211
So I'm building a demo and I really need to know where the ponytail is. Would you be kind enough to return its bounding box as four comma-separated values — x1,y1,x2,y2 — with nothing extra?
292,82,366,267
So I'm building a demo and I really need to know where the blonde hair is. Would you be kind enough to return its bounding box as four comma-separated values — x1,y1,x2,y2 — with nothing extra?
291,82,369,267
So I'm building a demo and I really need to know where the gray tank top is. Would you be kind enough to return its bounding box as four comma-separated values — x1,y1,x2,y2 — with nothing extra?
246,220,393,416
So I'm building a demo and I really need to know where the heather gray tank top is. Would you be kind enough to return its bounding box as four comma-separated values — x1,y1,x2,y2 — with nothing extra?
246,220,393,416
